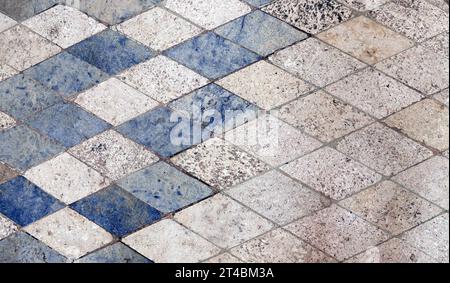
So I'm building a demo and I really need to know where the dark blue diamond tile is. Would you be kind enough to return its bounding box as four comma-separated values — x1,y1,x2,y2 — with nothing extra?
76,242,152,263
0,125,65,171
215,10,308,56
118,161,213,214
23,52,109,98
164,32,262,79
0,74,62,121
0,176,64,227
67,29,154,75
25,102,111,148
70,185,162,237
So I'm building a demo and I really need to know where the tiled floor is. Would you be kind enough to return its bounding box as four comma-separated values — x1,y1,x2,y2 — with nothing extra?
0,0,449,263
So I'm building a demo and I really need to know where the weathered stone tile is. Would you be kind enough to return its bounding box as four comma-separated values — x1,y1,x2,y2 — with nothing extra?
76,242,151,263
0,163,17,184
434,88,449,106
0,0,60,21
204,253,243,263
422,32,449,58
0,111,16,131
0,214,17,240
0,65,17,82
337,0,389,11
0,12,16,32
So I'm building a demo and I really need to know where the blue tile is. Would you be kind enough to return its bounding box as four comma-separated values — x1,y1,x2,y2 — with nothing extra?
77,242,152,263
0,232,67,263
0,176,64,227
70,185,162,237
164,32,262,79
242,0,274,7
0,125,65,171
67,29,154,75
118,162,213,214
25,103,111,148
215,10,308,56
0,0,60,21
169,84,259,134
23,52,109,98
0,74,62,121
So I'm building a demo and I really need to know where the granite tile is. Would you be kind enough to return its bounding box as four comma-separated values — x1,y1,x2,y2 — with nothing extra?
0,64,17,82
0,0,60,21
434,88,449,107
0,12,16,32
336,123,434,176
164,32,262,80
25,102,111,148
120,56,209,104
0,111,16,131
24,153,111,204
165,0,251,30
117,7,202,51
269,38,366,87
175,194,274,248
76,242,152,263
71,185,162,237
0,214,17,240
262,0,353,34
425,0,449,12
118,161,213,214
67,29,154,75
215,10,309,56
0,176,64,227
217,60,315,110
0,163,17,184
242,0,274,7
171,138,271,190
205,253,243,263
0,25,61,71
422,32,449,58
25,208,114,260
337,0,389,11
23,52,109,98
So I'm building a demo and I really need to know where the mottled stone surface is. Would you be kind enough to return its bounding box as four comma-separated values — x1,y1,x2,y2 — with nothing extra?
120,56,209,103
422,32,449,58
336,123,433,176
227,170,330,224
165,0,251,29
0,12,16,32
0,111,16,131
242,0,274,7
171,138,271,190
215,10,308,56
76,242,151,263
0,176,64,226
269,38,366,87
0,0,60,21
326,68,423,119
0,214,17,240
0,65,17,82
285,205,390,261
205,253,243,263
175,194,274,248
277,91,373,142
164,32,262,80
434,88,449,106
117,7,202,51
337,0,389,11
25,153,110,204
69,130,159,180
281,147,382,200
263,0,353,34
118,161,213,214
0,163,16,184
124,219,221,263
217,61,315,110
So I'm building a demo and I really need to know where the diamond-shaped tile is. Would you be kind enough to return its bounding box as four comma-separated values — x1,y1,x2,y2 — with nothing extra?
67,29,154,75
217,61,315,110
24,153,111,204
0,176,64,226
263,0,353,34
23,52,109,98
0,25,61,71
277,91,373,142
0,214,17,240
69,130,158,180
24,208,114,260
120,56,209,104
269,38,366,87
0,125,65,171
118,161,213,214
215,10,308,56
0,231,67,263
26,102,111,148
0,163,17,184
0,0,60,21
393,156,449,210
340,181,443,234
164,32,262,80
23,5,106,48
281,147,382,200
171,138,271,190
175,194,274,248
384,99,449,151
70,185,162,237
227,170,330,225
117,7,202,51
337,0,389,11
0,111,16,131
285,205,390,261
422,32,449,58
75,78,159,126
165,0,251,30
76,242,151,263
336,123,433,176
326,68,423,119
375,45,449,95
317,16,414,65
0,64,17,82
0,12,16,32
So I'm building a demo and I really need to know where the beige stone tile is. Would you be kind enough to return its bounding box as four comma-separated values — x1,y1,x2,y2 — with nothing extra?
434,88,449,106
422,32,449,58
204,253,243,263
0,213,17,240
0,111,16,131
